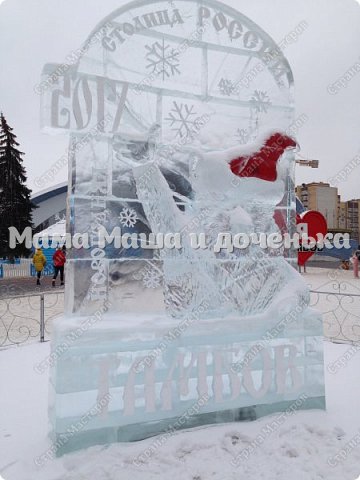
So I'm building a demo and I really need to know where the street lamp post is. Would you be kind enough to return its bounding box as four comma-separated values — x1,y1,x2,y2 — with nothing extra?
295,159,319,168
294,157,320,272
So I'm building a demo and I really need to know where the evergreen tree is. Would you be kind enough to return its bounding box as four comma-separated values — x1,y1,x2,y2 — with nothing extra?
0,113,35,257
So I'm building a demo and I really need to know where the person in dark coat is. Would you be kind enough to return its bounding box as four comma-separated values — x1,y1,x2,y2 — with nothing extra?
52,247,66,287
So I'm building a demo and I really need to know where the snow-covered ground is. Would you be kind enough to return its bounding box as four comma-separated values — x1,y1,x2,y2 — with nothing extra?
1,340,360,480
304,265,360,293
1,267,359,480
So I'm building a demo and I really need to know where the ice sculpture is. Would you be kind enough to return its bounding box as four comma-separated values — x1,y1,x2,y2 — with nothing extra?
39,0,325,456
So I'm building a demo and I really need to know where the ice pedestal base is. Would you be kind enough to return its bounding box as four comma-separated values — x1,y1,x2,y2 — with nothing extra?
49,309,325,456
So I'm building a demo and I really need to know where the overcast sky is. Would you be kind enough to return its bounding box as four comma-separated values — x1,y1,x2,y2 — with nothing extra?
0,0,360,200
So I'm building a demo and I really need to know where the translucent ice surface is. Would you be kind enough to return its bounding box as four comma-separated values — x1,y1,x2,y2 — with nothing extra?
40,0,325,455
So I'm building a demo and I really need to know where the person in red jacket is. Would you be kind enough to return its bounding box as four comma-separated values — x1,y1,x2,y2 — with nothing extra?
52,246,66,287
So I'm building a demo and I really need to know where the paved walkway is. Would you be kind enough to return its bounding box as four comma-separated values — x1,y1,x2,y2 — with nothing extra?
0,277,65,298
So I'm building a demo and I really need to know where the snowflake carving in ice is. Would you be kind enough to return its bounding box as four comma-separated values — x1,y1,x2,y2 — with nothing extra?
218,78,238,96
251,90,272,113
142,268,162,289
165,101,197,138
236,125,257,145
236,128,252,145
145,39,180,80
119,208,138,228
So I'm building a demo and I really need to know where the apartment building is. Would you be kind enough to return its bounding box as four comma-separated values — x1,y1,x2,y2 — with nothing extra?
295,183,339,229
347,200,360,243
296,182,360,242
338,200,348,230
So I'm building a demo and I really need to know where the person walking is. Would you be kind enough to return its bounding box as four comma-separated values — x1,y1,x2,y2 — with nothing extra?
33,248,47,286
351,251,359,279
52,246,66,287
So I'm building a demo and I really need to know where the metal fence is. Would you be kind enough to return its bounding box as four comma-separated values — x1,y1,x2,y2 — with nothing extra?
0,291,64,348
0,282,359,348
310,281,360,345
0,259,32,279
0,260,57,279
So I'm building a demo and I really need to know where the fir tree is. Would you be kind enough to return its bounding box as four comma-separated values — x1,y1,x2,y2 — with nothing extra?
0,113,35,257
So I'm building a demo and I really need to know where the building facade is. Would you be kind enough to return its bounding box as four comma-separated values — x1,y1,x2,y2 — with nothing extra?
347,200,360,243
31,182,67,232
296,182,360,244
338,201,348,230
295,183,339,229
